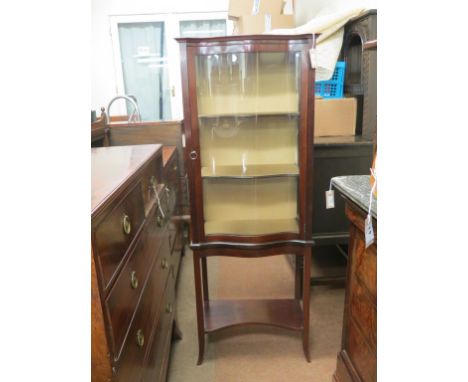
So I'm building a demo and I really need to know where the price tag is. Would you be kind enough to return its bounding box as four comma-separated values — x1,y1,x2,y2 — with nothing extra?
325,190,335,209
364,214,374,248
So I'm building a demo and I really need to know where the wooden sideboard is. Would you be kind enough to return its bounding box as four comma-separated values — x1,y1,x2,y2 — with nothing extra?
333,197,377,382
92,144,182,382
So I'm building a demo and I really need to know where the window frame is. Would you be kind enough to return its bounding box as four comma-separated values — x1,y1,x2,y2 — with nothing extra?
109,12,232,121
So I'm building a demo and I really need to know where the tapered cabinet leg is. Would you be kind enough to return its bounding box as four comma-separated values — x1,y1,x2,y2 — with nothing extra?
302,248,311,362
201,256,209,303
193,250,205,365
294,254,303,299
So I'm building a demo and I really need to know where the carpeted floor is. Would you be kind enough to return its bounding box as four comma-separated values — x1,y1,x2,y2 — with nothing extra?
167,247,346,382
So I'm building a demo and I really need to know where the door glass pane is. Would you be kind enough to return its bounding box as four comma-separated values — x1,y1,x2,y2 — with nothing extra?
179,20,226,38
118,22,172,121
195,51,302,236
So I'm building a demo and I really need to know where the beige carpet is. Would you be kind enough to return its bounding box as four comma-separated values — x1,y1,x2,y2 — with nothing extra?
168,248,345,382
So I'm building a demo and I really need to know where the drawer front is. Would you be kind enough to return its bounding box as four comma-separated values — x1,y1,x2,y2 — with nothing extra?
349,276,377,352
94,183,145,289
141,276,176,382
106,232,153,356
115,244,171,380
352,235,377,299
347,319,377,382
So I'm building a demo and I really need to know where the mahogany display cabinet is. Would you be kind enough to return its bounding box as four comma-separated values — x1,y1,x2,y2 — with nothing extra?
176,34,318,364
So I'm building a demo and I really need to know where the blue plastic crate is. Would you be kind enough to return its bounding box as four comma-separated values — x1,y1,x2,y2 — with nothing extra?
315,61,346,99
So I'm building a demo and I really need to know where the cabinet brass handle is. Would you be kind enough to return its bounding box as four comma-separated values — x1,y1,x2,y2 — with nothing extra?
136,329,144,348
130,271,138,289
189,150,198,160
161,258,169,269
166,302,173,314
122,214,131,235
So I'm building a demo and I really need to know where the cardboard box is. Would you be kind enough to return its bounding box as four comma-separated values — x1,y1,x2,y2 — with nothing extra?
228,0,285,20
314,98,357,137
235,14,295,35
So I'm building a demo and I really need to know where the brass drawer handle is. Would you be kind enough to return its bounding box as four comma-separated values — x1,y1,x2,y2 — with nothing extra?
136,329,144,348
166,302,173,314
150,175,157,189
156,214,163,227
161,258,169,269
122,214,131,235
130,271,138,289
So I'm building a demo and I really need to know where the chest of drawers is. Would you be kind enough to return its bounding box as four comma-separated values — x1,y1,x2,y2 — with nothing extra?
92,144,182,382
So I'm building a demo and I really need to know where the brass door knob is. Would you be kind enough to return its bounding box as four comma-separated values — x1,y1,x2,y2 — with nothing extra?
166,303,173,314
122,214,131,235
189,150,198,160
136,329,144,348
130,271,138,289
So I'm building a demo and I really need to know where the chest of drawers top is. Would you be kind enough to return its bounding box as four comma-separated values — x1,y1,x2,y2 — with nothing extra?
92,144,163,217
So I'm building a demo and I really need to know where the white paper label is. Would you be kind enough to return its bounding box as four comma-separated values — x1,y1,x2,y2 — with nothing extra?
264,14,272,32
364,214,374,248
309,48,317,69
252,0,260,15
325,190,335,209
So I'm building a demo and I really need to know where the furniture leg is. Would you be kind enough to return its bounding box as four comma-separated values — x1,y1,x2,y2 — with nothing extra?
302,247,311,362
294,254,303,299
192,250,205,365
201,256,209,303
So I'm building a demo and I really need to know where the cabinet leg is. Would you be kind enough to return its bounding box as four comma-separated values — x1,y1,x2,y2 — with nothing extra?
302,248,311,362
201,256,209,303
193,251,205,365
294,254,303,299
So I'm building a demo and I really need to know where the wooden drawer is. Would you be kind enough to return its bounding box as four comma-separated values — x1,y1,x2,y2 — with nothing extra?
115,245,171,381
353,238,377,299
349,276,377,352
94,183,145,289
347,318,377,382
141,276,176,382
106,232,153,357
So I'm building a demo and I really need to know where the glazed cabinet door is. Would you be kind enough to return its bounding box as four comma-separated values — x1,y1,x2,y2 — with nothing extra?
178,36,316,245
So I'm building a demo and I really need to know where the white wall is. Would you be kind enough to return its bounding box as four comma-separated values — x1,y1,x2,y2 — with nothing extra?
294,0,377,26
91,0,229,114
91,0,377,114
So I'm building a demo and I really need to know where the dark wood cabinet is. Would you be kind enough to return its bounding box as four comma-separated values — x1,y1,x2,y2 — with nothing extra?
177,34,317,364
91,144,182,382
333,200,377,382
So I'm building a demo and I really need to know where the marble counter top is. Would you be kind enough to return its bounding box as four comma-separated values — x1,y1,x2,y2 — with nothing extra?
331,175,377,219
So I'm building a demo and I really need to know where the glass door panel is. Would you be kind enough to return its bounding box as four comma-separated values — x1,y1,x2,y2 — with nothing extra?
118,22,172,121
195,51,302,236
179,19,227,38
203,177,299,235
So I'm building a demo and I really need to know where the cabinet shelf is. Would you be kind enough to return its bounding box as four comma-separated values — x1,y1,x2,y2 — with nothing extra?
198,111,299,119
201,164,299,178
205,218,299,236
204,299,303,333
